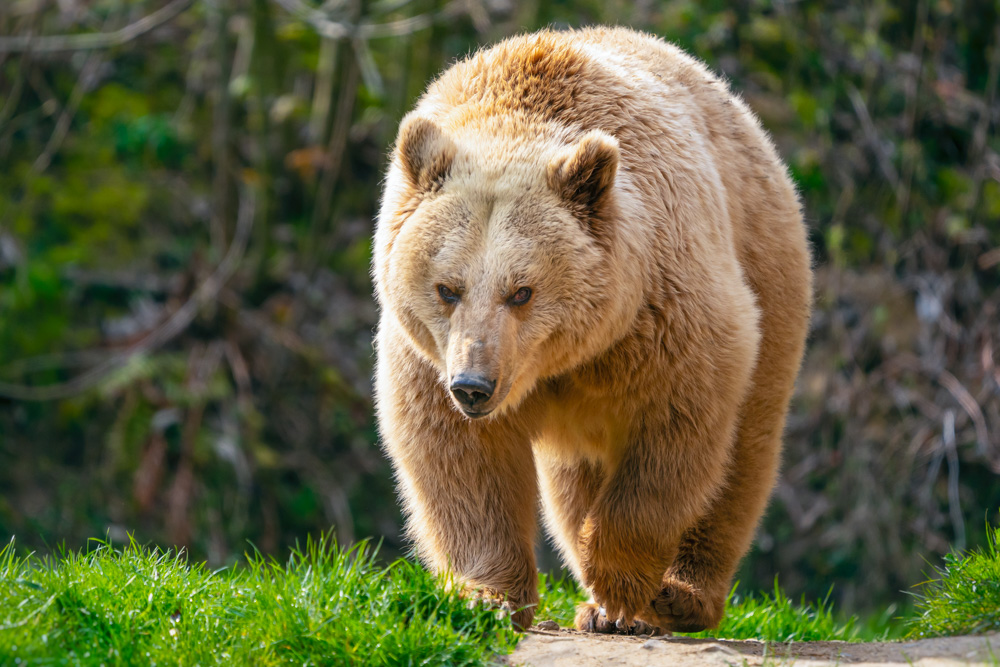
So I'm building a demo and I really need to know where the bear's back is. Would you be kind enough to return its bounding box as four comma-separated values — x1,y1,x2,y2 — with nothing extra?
421,28,721,134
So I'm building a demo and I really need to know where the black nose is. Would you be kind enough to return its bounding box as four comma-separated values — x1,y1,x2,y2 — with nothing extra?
450,373,496,410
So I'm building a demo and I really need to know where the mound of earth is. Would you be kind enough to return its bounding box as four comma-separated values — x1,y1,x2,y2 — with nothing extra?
511,627,1000,666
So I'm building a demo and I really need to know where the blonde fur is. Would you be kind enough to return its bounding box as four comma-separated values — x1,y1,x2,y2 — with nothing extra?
373,27,812,632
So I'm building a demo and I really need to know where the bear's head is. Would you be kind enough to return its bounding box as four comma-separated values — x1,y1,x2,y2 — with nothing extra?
375,115,637,419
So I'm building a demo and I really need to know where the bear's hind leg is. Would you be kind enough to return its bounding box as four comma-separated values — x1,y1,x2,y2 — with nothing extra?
646,272,810,633
649,418,784,633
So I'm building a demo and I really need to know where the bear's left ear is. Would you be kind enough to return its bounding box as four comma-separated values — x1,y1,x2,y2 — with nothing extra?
396,115,457,192
547,130,619,220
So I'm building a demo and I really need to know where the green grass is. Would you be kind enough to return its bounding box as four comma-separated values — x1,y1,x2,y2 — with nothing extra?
534,571,586,627
0,536,517,666
1,534,928,666
908,520,1000,638
689,583,869,643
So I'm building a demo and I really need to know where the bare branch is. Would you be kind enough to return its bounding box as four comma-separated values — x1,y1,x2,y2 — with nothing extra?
352,37,383,97
846,83,900,189
32,50,102,172
357,14,432,39
938,368,992,456
942,410,966,551
309,47,359,264
269,0,351,39
0,0,194,54
269,0,446,41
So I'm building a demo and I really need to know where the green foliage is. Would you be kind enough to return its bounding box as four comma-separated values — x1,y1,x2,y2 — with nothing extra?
0,536,517,665
909,520,1000,638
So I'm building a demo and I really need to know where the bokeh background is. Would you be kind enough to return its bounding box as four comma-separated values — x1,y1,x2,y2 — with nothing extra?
1,0,999,617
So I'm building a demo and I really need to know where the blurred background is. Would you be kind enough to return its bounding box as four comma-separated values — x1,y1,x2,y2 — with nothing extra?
1,0,998,617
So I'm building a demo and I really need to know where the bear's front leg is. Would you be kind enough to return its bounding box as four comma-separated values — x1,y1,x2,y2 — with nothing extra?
576,410,733,632
375,331,539,628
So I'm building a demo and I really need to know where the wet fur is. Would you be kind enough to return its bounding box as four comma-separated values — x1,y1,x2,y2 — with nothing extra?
373,27,812,632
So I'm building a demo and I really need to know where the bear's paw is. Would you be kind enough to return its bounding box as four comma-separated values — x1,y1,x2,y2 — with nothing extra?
644,577,725,633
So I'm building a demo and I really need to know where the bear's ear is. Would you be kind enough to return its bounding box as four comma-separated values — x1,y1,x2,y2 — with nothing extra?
547,130,619,218
396,115,456,192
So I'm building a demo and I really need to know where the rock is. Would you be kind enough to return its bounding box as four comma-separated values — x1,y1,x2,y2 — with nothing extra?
699,643,740,656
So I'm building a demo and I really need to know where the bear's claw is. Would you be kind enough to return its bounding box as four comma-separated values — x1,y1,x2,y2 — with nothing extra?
462,586,536,630
574,602,663,636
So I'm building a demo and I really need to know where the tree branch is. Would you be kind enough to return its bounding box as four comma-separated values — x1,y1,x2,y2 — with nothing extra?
269,0,448,41
0,0,194,54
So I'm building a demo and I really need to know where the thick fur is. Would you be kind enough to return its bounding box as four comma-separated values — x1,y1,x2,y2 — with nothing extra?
373,27,812,632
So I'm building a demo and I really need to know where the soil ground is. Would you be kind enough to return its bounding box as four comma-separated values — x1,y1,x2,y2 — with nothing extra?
511,627,1000,666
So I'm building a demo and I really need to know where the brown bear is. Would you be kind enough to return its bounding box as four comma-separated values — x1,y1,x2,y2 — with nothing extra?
372,26,812,634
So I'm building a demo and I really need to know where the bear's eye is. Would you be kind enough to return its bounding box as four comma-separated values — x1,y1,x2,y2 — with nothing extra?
510,287,532,306
437,284,460,304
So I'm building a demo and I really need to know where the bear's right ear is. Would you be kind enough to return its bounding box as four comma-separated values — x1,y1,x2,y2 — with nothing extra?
396,115,456,192
547,130,619,221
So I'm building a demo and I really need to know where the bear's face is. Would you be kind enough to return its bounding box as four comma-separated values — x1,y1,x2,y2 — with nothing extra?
376,117,621,418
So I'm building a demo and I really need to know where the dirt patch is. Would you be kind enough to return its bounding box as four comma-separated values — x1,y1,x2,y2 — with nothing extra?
511,628,1000,666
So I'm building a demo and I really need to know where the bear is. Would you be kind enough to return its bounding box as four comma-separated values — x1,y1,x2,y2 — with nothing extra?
372,26,812,634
